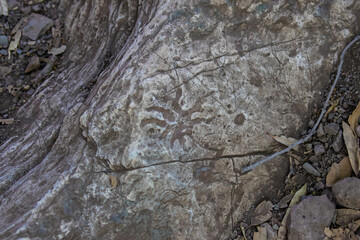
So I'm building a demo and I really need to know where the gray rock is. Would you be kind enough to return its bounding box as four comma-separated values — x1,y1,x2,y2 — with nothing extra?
8,0,20,10
22,13,54,40
324,122,340,136
0,50,6,56
0,66,11,77
305,143,312,151
303,162,321,176
287,195,335,240
333,177,360,210
331,130,344,152
0,35,8,48
308,119,315,128
0,0,359,239
314,144,325,156
317,123,325,137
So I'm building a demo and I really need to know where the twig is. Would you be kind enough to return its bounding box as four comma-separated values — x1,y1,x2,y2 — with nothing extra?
241,35,360,173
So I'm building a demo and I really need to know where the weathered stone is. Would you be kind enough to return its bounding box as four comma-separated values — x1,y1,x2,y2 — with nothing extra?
303,162,321,176
324,123,340,136
0,66,11,77
332,130,344,152
314,144,326,156
22,13,54,40
0,35,8,48
333,177,360,210
0,0,359,239
317,123,325,137
287,195,335,240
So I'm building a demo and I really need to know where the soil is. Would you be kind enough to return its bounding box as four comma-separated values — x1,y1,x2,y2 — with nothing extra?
229,38,360,239
0,0,64,145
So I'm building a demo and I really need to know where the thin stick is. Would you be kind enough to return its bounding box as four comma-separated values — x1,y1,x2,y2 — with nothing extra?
241,35,360,173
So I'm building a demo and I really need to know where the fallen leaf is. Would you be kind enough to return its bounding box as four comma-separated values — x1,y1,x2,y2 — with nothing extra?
0,0,8,16
251,200,273,226
348,102,360,132
0,118,14,125
277,184,307,240
325,98,340,117
326,157,352,187
108,175,117,189
48,45,66,55
336,209,360,226
342,121,360,175
8,30,21,51
269,134,299,151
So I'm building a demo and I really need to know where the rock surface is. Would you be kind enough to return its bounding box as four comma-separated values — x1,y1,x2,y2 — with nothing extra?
0,0,359,239
287,195,335,240
22,13,54,40
333,177,360,210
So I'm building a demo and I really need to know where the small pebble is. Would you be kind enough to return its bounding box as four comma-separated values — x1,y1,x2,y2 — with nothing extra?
309,155,317,162
317,123,325,137
23,85,30,90
308,119,315,128
273,224,279,230
332,130,344,152
0,49,8,56
26,88,35,96
338,108,346,114
343,102,349,109
327,112,335,120
324,123,340,136
303,162,321,176
314,144,325,156
305,143,312,151
15,80,23,87
0,35,8,48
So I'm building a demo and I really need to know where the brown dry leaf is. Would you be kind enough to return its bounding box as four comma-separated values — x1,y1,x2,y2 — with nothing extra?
326,157,352,187
325,98,340,117
277,184,307,240
348,102,360,132
108,175,117,189
0,118,14,125
8,30,21,51
251,200,273,226
269,134,299,151
342,121,360,175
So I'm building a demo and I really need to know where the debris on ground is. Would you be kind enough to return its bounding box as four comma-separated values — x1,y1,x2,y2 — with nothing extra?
229,40,360,240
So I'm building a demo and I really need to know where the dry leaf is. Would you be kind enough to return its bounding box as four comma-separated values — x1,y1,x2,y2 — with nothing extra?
0,0,8,16
277,184,307,240
325,98,340,117
348,102,360,132
48,45,66,56
348,219,360,232
342,121,359,175
269,134,299,151
251,200,273,226
8,30,21,51
109,175,117,189
326,157,352,187
0,118,14,125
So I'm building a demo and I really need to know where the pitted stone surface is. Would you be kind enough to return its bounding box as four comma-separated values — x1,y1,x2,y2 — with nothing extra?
0,0,359,239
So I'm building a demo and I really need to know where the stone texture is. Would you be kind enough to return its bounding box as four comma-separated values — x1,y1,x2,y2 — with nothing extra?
324,123,340,136
287,195,335,240
333,177,360,210
22,13,54,40
0,0,359,239
314,144,326,156
303,162,321,176
332,130,344,152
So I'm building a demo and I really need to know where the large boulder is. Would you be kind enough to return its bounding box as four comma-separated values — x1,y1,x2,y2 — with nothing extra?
0,0,359,239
